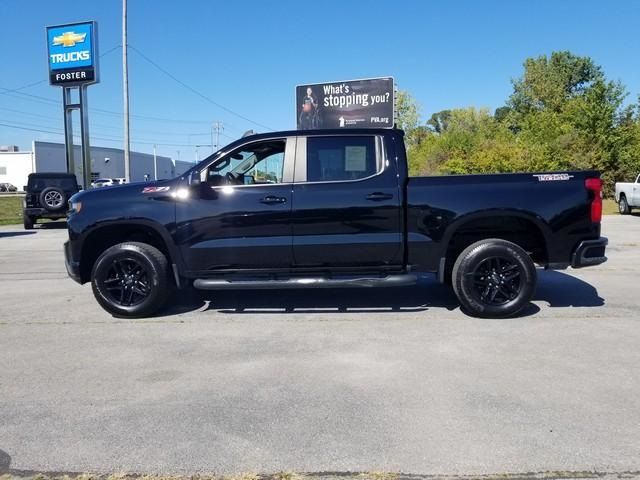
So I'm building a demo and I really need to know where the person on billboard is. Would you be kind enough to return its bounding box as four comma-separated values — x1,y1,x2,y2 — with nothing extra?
299,87,321,129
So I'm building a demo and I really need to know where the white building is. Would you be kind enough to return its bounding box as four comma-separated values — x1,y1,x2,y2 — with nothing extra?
0,150,35,190
0,141,195,190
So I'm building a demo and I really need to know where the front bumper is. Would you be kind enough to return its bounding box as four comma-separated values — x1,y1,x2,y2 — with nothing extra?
64,240,82,284
571,237,608,268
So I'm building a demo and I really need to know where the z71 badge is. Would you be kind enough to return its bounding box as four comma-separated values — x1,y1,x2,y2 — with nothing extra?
533,173,574,182
142,186,171,193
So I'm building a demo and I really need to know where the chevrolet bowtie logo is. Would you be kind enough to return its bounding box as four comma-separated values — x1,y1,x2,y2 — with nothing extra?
53,31,87,47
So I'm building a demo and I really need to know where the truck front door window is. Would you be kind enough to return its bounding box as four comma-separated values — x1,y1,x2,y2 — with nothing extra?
207,140,285,186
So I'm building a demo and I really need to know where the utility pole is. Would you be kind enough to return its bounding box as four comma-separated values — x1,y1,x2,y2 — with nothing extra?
122,0,131,182
211,121,223,152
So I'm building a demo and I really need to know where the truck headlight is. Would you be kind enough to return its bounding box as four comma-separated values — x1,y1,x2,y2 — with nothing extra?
69,200,82,214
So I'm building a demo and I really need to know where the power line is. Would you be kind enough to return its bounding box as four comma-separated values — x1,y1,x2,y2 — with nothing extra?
0,88,243,128
0,107,236,142
128,44,274,131
0,44,248,134
0,80,49,96
0,120,224,148
0,122,60,135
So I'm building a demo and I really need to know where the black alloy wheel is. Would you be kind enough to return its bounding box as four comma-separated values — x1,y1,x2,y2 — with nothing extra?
91,242,172,317
471,256,522,306
452,238,537,318
101,257,152,307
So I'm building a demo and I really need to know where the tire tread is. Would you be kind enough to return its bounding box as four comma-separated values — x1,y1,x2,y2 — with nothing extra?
451,238,536,318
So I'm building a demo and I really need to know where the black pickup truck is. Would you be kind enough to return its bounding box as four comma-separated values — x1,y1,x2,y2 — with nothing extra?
64,128,607,318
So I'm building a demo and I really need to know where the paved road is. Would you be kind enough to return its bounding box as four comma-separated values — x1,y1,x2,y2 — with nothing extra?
0,217,639,476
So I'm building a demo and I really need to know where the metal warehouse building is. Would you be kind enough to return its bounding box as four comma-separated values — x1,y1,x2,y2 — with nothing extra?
0,141,194,190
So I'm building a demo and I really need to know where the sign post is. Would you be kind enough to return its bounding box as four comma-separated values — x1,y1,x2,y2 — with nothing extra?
296,77,394,130
46,21,99,189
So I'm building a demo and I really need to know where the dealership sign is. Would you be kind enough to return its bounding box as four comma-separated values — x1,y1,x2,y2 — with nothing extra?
46,21,99,86
296,77,394,130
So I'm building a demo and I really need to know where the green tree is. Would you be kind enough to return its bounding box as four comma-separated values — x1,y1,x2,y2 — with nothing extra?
395,90,420,136
508,51,603,114
404,51,640,195
426,110,452,133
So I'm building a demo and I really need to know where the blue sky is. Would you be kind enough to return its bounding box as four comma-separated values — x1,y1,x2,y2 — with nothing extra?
1,0,639,161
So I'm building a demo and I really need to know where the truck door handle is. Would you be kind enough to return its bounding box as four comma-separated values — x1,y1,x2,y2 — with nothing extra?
366,192,393,201
260,195,287,205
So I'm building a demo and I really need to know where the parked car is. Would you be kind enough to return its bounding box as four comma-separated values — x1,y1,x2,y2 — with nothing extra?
23,172,79,229
614,174,640,214
91,178,115,188
0,182,18,192
64,128,607,319
92,178,128,188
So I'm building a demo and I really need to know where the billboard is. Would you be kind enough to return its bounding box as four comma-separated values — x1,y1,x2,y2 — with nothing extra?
296,77,394,130
46,21,99,86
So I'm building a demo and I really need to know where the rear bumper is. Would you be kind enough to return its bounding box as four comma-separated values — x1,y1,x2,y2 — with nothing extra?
24,207,67,219
64,240,82,284
571,237,608,268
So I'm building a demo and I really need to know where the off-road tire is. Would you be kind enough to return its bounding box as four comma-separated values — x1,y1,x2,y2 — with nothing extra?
23,214,34,230
39,186,67,212
618,195,631,215
452,238,537,318
91,242,171,318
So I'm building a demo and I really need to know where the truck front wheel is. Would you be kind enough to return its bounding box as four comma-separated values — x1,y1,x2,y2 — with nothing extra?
452,239,537,318
91,242,171,318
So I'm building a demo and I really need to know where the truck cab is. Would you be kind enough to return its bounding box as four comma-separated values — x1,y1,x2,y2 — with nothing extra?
615,174,640,214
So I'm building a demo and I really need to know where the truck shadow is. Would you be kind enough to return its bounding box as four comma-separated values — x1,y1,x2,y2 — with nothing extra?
37,221,67,229
535,270,604,307
165,270,603,316
0,448,10,473
0,231,36,238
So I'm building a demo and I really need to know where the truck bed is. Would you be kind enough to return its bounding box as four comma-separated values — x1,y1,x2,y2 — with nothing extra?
405,171,602,271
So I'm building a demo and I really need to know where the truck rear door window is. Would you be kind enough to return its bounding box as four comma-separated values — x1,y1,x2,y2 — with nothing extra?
307,136,377,182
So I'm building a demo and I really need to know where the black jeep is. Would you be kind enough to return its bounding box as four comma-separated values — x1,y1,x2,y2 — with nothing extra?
23,172,79,229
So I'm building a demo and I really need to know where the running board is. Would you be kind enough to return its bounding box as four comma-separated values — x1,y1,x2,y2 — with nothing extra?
193,274,418,290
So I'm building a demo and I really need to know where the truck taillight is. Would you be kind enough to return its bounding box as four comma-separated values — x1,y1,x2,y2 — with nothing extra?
585,177,602,223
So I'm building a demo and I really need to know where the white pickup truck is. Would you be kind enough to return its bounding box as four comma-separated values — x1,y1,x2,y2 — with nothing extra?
615,174,640,214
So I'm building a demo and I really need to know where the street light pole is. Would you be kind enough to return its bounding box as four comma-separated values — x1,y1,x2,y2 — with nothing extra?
211,121,223,153
122,0,131,182
153,144,157,180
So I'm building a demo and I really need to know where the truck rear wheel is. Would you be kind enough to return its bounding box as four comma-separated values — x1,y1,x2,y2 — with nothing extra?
91,242,171,318
23,214,34,230
452,239,536,318
618,195,631,214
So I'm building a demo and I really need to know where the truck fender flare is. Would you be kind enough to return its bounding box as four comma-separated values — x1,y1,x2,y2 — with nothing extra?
440,209,552,258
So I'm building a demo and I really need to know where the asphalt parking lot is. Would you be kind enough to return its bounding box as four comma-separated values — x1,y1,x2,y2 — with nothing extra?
0,216,639,476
